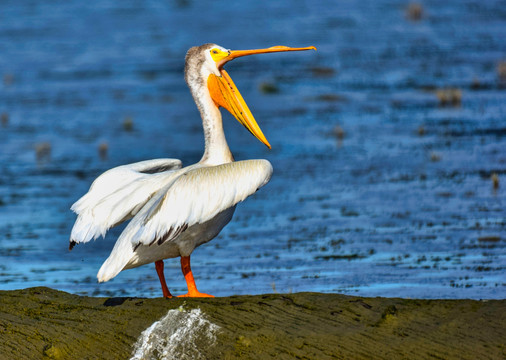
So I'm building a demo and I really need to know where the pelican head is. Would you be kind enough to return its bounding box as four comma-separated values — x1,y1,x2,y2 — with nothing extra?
185,43,316,149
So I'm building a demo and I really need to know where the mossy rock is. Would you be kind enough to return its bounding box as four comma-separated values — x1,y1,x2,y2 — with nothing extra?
0,287,504,359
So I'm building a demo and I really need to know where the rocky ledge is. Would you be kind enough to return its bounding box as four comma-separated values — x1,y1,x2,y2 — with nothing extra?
0,287,504,359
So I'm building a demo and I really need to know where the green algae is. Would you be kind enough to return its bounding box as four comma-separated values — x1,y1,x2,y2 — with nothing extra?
0,287,504,359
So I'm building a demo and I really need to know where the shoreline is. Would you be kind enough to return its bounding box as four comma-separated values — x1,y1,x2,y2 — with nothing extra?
1,287,504,359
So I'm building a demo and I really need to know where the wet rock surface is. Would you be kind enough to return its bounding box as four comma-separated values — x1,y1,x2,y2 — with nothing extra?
1,287,504,359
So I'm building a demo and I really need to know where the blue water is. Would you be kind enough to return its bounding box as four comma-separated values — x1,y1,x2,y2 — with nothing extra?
0,0,504,299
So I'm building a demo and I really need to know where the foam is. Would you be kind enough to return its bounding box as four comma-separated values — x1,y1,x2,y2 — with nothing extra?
130,306,220,360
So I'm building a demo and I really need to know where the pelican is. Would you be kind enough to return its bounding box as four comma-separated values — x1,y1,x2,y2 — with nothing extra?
70,43,315,298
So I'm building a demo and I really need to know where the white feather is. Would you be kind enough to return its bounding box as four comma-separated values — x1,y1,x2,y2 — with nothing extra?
96,159,272,282
134,160,272,247
70,158,182,244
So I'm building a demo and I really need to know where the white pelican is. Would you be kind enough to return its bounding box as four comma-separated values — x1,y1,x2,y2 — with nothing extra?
70,43,316,298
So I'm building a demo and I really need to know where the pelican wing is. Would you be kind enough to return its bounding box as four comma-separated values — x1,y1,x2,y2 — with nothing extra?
134,159,272,246
70,158,183,247
97,159,272,282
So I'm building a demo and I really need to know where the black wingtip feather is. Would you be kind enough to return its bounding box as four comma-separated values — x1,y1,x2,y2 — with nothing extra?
69,240,77,251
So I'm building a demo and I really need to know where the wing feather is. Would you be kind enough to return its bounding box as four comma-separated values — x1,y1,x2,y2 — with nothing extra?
96,159,272,282
70,158,183,247
135,159,272,247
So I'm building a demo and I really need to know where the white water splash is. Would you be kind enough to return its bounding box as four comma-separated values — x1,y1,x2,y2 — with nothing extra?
130,306,220,360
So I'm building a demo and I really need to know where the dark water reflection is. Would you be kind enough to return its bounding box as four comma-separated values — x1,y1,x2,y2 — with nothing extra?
0,0,504,299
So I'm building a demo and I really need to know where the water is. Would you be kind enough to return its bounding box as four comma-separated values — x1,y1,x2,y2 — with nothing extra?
0,0,504,299
131,307,219,360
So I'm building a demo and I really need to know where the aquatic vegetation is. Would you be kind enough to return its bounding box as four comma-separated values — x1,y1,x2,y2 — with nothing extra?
123,116,134,131
98,142,109,160
406,3,424,21
435,88,462,107
429,152,441,162
1,112,8,127
491,173,499,189
333,125,345,139
34,142,51,161
259,81,279,94
497,61,506,80
310,66,336,77
316,93,345,102
3,73,14,86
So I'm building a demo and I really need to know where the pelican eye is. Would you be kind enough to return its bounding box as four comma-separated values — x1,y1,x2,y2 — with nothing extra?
210,48,228,62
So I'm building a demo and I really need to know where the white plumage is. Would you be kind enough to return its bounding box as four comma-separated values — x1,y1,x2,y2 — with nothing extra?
70,159,182,244
92,160,272,282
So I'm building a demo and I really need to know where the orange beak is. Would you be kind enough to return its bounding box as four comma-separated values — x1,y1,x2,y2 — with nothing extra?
207,45,316,148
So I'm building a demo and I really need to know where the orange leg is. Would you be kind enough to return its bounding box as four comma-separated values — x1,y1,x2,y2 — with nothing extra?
178,256,214,298
155,260,172,298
